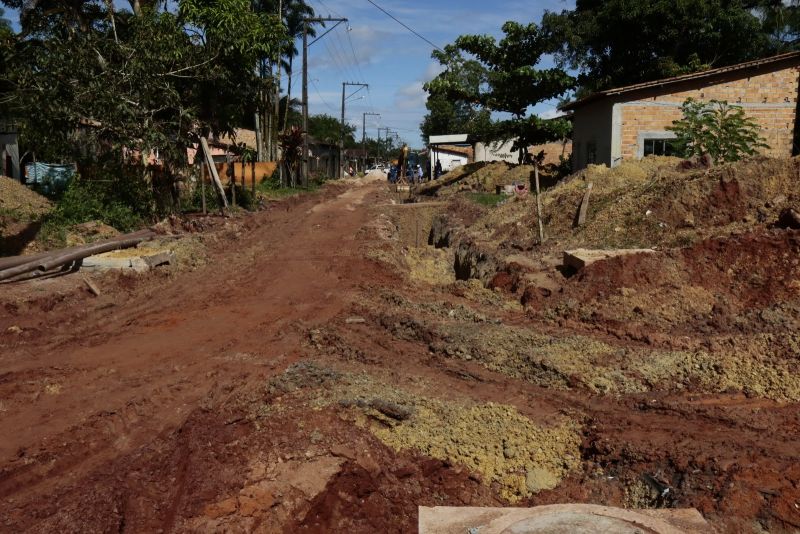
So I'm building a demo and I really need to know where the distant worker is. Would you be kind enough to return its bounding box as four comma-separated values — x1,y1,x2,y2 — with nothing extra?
416,164,424,182
434,159,443,180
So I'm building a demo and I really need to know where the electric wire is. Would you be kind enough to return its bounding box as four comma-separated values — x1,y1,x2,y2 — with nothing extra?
363,0,444,52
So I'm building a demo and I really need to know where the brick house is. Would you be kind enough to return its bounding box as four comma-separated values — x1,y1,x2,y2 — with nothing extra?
563,51,800,171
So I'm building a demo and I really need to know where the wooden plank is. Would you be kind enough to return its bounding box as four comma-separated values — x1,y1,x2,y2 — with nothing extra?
82,275,101,296
201,162,207,215
534,162,545,242
199,136,228,212
577,182,593,226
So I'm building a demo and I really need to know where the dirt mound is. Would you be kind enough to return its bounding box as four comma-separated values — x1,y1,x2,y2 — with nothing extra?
541,156,800,249
536,229,800,341
0,176,52,218
417,161,561,200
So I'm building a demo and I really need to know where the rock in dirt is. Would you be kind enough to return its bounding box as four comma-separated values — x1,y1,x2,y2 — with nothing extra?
563,248,655,271
774,207,800,229
525,467,560,493
370,398,414,421
203,497,238,519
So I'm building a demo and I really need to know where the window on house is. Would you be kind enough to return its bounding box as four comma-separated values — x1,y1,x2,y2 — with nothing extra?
643,138,677,156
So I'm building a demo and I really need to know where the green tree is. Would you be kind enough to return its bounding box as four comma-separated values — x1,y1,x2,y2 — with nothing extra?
420,55,491,143
0,0,286,215
426,21,574,161
668,98,769,162
308,113,356,147
542,0,785,92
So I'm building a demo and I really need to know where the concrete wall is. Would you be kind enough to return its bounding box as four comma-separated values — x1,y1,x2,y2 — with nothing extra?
617,66,800,160
474,140,517,163
429,150,468,175
571,100,614,171
530,140,572,166
216,161,277,184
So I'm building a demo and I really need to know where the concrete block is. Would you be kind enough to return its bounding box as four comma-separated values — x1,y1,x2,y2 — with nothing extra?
563,248,655,271
419,504,710,534
81,249,176,273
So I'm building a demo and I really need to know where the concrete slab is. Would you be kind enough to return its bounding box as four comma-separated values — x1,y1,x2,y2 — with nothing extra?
81,248,175,273
419,504,710,534
563,248,655,271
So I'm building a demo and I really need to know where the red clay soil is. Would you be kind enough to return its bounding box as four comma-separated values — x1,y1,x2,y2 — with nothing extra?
1,177,800,532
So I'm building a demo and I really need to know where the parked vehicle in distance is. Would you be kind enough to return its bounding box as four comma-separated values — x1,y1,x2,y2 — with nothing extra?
366,164,388,175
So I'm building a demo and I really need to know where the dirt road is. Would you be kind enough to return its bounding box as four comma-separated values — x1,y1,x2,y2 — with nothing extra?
1,174,799,532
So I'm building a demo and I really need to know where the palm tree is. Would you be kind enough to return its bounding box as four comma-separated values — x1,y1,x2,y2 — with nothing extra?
281,0,317,131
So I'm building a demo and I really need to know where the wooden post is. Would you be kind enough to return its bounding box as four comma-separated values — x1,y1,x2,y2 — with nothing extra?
534,162,545,243
199,136,228,213
231,162,236,208
201,163,207,215
577,182,593,227
251,160,256,198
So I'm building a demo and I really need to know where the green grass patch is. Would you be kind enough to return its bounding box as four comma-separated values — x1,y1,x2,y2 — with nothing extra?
256,175,321,200
467,192,506,207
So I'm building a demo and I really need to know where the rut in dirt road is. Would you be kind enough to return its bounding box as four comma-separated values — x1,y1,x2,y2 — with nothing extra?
0,178,387,522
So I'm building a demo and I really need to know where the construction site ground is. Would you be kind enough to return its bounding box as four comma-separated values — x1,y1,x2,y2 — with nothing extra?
1,163,799,533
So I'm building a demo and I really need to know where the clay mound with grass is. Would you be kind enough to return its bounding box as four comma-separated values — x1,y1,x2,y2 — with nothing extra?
541,156,800,249
0,176,52,219
452,156,800,252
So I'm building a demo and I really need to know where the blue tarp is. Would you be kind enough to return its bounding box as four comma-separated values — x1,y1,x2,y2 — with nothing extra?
24,162,76,193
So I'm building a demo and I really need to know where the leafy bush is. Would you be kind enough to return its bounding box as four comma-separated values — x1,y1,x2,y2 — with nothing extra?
40,176,148,244
668,98,769,163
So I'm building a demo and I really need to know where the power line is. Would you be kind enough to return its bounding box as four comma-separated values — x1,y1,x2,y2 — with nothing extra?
311,79,336,112
364,0,444,52
345,25,367,84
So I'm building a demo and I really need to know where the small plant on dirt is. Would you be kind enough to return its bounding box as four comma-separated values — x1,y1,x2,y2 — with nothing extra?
668,98,768,163
468,192,506,207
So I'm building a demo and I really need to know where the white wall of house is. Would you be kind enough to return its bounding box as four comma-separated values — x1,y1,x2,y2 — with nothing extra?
474,140,517,163
429,149,468,175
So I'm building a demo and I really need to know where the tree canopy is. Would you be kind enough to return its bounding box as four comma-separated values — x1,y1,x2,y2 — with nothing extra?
541,0,800,92
425,21,574,156
308,114,356,147
0,0,287,171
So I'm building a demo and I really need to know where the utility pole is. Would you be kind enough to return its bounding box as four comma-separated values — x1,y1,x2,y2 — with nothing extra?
362,112,380,171
302,16,347,187
340,82,368,178
275,0,283,183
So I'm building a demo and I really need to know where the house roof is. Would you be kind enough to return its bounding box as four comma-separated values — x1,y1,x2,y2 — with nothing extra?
561,51,800,111
429,134,470,144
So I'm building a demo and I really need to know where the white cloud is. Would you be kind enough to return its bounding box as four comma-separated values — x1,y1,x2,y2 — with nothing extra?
395,81,426,110
422,61,444,82
539,108,566,120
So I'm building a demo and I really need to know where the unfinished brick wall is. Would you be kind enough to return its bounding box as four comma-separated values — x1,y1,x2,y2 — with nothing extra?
619,67,800,160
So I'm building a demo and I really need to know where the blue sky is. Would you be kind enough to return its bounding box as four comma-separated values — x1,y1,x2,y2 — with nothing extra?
304,0,575,147
3,0,576,148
